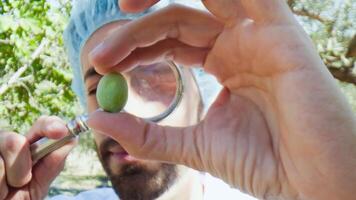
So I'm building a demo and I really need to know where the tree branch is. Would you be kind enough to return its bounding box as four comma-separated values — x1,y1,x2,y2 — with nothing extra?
346,35,356,58
291,7,331,23
0,39,12,45
287,0,296,7
0,39,48,96
327,65,356,85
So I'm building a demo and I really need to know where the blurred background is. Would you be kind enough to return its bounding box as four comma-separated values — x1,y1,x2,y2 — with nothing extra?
0,0,355,198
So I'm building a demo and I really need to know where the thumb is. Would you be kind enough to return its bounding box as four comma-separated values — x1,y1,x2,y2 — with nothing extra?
88,111,203,168
25,116,77,190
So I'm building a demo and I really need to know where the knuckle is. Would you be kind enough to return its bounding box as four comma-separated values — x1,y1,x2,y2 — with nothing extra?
138,122,155,155
7,160,32,188
163,5,185,39
0,186,8,200
0,157,4,176
164,49,175,61
3,133,26,154
0,158,7,200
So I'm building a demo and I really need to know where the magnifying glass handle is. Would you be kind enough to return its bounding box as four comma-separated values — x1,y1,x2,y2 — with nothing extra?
30,114,89,165
30,135,76,165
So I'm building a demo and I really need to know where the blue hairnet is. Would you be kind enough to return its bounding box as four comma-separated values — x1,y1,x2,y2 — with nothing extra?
63,0,221,112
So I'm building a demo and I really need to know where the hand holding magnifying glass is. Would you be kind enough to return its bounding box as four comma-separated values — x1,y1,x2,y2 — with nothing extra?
87,2,356,200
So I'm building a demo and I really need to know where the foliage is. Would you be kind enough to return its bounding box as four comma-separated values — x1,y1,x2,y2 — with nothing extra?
288,0,356,109
0,0,79,134
289,0,356,85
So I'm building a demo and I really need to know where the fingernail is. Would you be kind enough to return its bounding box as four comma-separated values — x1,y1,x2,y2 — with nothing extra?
49,121,66,131
47,121,68,138
96,108,104,112
90,42,106,58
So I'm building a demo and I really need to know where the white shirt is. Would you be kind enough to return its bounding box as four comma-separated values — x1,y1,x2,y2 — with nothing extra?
50,174,257,200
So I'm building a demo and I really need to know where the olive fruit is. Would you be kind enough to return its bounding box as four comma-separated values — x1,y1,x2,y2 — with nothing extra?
96,72,128,113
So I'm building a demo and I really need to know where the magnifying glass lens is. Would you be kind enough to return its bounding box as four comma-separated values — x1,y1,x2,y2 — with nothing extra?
123,61,178,119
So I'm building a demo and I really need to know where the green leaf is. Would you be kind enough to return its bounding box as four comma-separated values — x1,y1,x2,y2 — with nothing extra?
19,18,41,34
0,15,17,32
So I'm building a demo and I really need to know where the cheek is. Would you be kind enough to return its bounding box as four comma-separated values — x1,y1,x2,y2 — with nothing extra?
141,162,164,171
87,96,99,112
93,131,109,147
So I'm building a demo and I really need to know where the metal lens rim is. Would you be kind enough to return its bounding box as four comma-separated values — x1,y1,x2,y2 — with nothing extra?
141,61,184,122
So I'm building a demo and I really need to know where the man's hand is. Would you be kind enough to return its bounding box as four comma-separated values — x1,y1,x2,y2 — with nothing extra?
89,1,356,199
0,116,75,200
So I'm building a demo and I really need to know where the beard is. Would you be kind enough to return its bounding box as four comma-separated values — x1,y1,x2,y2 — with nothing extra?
96,139,178,200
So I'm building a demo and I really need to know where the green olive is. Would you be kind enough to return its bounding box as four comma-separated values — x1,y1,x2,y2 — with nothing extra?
96,72,128,113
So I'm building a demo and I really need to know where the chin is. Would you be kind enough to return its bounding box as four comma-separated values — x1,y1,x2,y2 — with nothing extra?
106,161,178,200
95,139,178,200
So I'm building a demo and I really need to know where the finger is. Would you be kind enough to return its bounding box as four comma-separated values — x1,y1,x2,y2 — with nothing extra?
203,0,293,23
0,156,8,200
26,116,68,144
32,139,76,190
87,111,204,170
0,132,32,188
119,0,160,13
109,39,209,73
26,116,76,192
89,4,222,73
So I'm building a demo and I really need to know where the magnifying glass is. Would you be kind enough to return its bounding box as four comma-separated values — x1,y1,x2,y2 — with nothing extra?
123,61,183,122
30,61,184,164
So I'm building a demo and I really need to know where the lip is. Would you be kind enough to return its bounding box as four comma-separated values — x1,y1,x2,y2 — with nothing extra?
109,151,137,164
108,148,138,164
101,140,138,164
